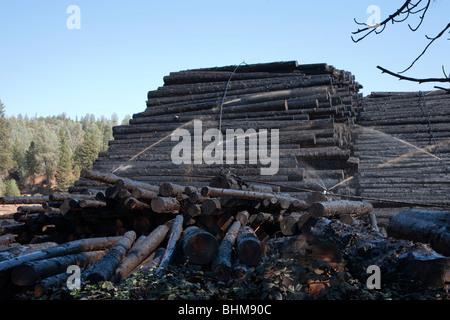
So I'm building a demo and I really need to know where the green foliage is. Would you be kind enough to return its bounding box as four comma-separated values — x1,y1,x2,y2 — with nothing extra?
0,101,12,173
73,127,100,170
0,107,131,192
1,179,21,197
56,129,73,191
25,141,39,185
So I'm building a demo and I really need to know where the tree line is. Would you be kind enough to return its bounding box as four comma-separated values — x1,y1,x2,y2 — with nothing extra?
0,99,131,196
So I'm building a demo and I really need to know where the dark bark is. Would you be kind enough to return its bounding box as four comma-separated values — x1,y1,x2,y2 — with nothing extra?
82,231,137,283
308,200,374,218
0,236,122,273
387,209,450,256
11,251,105,286
212,220,242,281
182,226,219,265
113,226,169,282
156,215,184,276
236,226,263,266
151,197,180,213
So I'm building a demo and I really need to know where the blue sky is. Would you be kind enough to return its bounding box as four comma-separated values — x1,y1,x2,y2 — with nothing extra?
1,0,449,121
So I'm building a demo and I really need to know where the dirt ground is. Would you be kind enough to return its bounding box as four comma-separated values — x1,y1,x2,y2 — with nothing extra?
0,204,20,217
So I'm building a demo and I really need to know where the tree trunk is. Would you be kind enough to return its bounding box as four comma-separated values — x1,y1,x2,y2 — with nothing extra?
0,236,122,273
212,221,242,281
156,215,184,276
387,209,450,256
82,231,137,283
0,196,49,205
11,251,105,286
308,200,373,218
159,183,186,197
236,226,263,266
131,187,158,201
311,218,450,288
112,226,169,282
151,197,180,213
182,226,218,265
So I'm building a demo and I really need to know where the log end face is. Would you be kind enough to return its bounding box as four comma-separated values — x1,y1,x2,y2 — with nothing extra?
11,264,36,286
238,239,263,266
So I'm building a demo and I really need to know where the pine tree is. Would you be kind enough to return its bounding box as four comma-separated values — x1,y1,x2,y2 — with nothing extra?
0,100,12,174
25,141,39,185
3,179,21,197
73,128,100,170
56,129,73,191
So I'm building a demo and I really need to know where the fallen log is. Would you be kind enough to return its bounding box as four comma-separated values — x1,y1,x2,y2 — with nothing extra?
0,236,122,273
82,231,137,283
11,250,106,286
124,197,151,211
212,220,242,281
131,188,158,201
311,218,450,288
151,197,181,213
387,209,450,256
182,226,218,265
308,200,373,218
156,215,184,276
113,225,169,282
159,183,186,197
237,226,263,266
80,169,159,193
0,196,49,205
201,186,307,210
0,234,15,246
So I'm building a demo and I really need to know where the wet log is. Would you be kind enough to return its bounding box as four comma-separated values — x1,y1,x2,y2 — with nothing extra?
201,186,307,210
11,251,106,286
156,215,184,276
182,226,219,265
237,226,263,266
200,199,223,215
113,225,169,282
163,70,301,86
159,182,186,197
0,236,122,273
16,206,46,214
308,200,373,218
80,169,159,193
83,231,137,283
0,196,49,205
235,210,250,226
0,234,15,246
305,192,330,207
280,212,304,236
133,247,165,274
151,197,180,213
49,194,97,202
212,220,242,281
34,271,72,298
312,218,450,288
387,209,450,256
124,197,151,211
131,188,158,201
186,203,202,217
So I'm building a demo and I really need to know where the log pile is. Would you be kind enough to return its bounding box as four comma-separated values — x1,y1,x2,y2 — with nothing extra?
352,90,450,227
71,60,362,201
0,170,387,298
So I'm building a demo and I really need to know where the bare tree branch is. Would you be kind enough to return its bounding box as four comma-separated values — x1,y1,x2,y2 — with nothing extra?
352,0,413,43
377,66,450,84
399,23,450,73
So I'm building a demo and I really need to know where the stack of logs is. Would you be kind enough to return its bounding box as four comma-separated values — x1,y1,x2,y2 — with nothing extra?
352,90,450,227
1,169,379,298
1,169,449,299
71,60,362,200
